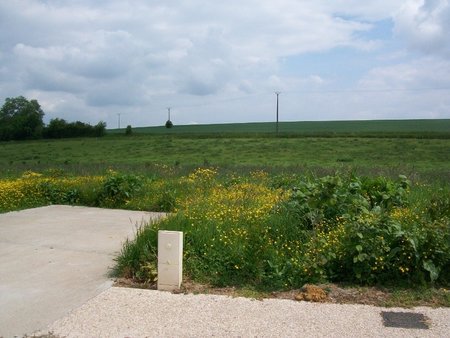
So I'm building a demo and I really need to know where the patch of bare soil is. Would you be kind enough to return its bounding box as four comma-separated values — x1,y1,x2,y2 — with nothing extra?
114,278,392,307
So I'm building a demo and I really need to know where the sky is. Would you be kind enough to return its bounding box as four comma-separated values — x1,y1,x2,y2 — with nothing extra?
1,0,450,128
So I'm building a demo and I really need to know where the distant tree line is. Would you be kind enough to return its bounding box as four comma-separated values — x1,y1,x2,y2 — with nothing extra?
0,96,106,141
43,118,106,139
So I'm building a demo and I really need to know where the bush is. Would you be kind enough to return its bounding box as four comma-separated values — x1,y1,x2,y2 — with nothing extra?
98,171,143,208
282,174,410,232
125,125,132,136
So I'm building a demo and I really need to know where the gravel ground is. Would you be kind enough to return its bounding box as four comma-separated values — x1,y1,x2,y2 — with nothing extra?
42,287,450,338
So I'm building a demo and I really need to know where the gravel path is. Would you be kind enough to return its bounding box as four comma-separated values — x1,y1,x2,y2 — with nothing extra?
43,287,450,337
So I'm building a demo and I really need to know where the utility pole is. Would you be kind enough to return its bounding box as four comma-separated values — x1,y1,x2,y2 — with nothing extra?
275,92,281,135
117,113,121,130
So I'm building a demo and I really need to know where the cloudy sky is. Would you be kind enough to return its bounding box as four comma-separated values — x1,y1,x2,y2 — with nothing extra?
1,0,449,128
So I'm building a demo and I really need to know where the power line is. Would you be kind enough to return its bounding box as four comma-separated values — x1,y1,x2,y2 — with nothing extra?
159,86,450,113
116,86,450,126
169,92,267,110
284,87,450,94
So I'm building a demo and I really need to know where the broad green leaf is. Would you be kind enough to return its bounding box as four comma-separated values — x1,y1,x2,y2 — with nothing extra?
423,260,440,282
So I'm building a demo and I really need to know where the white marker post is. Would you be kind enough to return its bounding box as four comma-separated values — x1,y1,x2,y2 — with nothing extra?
157,230,183,291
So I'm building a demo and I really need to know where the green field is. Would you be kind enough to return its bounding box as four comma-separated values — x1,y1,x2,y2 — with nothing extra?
109,119,450,137
1,119,449,180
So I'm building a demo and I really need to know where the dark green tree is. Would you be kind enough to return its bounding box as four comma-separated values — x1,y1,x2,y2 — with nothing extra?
43,119,106,138
0,96,45,140
125,125,132,135
165,120,173,128
94,121,106,137
44,118,68,138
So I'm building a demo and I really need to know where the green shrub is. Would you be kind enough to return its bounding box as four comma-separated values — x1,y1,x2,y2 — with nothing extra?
299,207,450,285
283,174,410,232
361,175,410,209
38,180,81,205
98,171,143,208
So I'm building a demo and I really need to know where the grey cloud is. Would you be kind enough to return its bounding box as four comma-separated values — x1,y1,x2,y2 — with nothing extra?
84,71,151,107
64,31,137,80
22,68,85,93
85,88,138,107
179,78,220,96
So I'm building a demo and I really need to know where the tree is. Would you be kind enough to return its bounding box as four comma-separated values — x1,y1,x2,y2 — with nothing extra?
93,121,106,137
43,118,107,138
44,118,68,138
165,120,173,128
0,96,45,140
125,125,132,135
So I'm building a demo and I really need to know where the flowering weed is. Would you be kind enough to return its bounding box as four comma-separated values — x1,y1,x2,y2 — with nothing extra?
1,168,449,289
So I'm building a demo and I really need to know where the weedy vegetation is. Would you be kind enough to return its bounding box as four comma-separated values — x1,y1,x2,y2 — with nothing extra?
113,168,450,291
1,120,449,304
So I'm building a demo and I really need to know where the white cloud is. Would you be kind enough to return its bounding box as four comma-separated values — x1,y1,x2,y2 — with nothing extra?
320,1,406,20
351,57,450,119
0,0,448,126
394,0,450,57
359,57,450,90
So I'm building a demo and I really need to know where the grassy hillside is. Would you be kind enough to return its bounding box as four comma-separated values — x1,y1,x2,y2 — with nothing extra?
109,119,450,137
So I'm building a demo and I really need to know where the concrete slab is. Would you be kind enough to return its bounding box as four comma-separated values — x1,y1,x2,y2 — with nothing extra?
0,205,165,338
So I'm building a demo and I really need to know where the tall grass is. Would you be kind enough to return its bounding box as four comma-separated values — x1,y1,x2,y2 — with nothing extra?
112,169,450,290
112,219,160,283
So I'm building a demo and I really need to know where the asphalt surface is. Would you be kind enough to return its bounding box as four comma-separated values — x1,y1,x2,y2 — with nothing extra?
0,205,165,338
